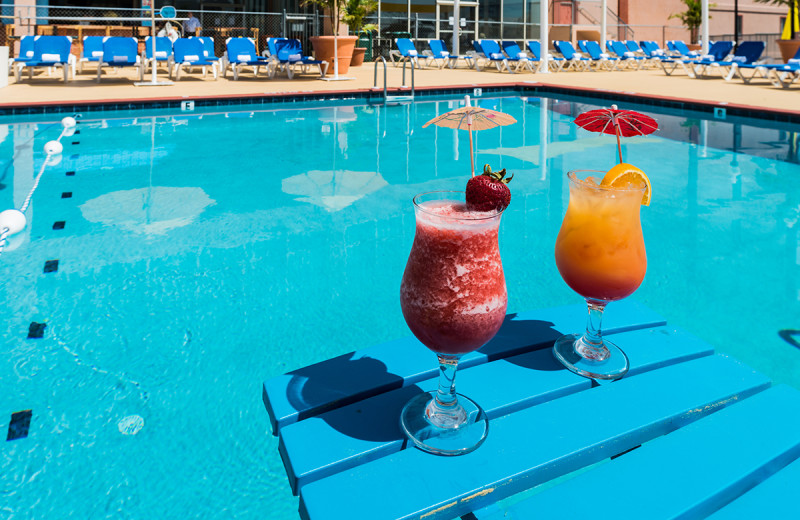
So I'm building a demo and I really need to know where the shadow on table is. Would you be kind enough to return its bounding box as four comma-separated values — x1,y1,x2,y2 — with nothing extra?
284,353,423,442
779,329,800,349
481,313,564,372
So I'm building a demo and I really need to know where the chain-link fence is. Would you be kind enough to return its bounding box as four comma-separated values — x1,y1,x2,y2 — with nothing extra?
0,5,783,63
1,6,323,59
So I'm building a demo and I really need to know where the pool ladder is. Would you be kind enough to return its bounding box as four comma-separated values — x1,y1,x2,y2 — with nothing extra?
374,56,415,103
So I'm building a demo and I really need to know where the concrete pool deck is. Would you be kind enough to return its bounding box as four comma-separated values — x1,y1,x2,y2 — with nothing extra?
1,62,798,114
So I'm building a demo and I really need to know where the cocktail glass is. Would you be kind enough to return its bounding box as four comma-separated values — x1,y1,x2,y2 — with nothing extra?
399,191,507,456
553,170,647,380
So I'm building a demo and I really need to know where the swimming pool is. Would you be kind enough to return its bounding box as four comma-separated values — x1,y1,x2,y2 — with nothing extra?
1,92,798,518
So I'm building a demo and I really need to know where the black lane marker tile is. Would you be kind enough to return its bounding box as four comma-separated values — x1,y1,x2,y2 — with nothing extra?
74,130,80,134
66,171,75,176
70,154,79,160
27,322,46,339
7,410,32,441
43,260,59,273
53,221,65,230
61,192,72,199
71,141,80,145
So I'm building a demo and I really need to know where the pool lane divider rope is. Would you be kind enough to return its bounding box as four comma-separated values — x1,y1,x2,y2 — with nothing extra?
0,115,80,258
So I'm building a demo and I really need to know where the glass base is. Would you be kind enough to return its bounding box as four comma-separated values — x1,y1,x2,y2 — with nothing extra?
553,333,630,381
399,391,488,456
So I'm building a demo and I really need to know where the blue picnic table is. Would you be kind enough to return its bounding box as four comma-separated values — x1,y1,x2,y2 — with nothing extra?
262,301,800,520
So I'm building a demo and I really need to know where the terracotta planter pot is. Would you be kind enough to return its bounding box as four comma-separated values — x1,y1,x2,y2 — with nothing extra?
351,47,366,66
777,39,800,63
310,35,358,75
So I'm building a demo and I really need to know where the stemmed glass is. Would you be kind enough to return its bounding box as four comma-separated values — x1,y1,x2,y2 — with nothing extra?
399,191,507,456
553,171,647,380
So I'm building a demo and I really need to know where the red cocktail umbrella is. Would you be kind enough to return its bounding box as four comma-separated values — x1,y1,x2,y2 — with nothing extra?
573,105,658,163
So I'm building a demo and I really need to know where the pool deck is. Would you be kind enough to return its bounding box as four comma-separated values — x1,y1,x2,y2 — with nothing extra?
2,63,798,115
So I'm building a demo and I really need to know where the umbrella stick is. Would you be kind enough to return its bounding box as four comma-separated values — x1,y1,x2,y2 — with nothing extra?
469,126,475,177
615,125,623,163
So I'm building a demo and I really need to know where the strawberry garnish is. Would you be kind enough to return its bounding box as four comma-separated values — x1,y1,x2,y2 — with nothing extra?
465,164,513,212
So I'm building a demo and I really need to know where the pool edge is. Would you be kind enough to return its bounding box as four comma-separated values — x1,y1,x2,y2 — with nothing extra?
0,82,798,124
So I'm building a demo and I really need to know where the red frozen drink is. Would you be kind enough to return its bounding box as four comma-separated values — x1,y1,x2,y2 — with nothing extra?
400,198,507,355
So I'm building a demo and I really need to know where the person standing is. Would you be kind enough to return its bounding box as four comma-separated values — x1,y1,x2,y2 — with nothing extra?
183,12,202,36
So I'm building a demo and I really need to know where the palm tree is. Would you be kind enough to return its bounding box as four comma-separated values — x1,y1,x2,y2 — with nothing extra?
669,0,712,44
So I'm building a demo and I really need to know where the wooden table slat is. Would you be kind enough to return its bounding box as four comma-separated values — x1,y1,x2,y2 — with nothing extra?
298,354,770,520
263,300,666,434
278,326,713,494
707,454,800,519
472,384,800,519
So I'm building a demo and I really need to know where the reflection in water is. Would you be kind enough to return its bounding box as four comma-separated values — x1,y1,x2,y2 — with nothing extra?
79,186,216,235
283,170,388,212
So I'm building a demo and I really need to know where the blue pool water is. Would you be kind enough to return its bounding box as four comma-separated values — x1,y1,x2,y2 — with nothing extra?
1,93,799,518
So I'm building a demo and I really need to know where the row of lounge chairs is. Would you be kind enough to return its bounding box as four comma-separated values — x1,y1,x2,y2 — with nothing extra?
390,36,799,88
658,40,799,88
11,35,327,83
390,38,696,73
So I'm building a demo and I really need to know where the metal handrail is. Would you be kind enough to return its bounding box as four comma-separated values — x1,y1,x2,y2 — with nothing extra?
373,55,388,100
373,55,415,102
400,59,415,98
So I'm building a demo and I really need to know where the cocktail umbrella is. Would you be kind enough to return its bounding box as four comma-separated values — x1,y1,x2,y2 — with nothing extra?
573,104,658,163
422,96,517,177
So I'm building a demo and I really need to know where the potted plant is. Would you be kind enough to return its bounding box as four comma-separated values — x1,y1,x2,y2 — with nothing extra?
668,0,713,50
303,0,359,75
342,0,377,66
755,0,799,62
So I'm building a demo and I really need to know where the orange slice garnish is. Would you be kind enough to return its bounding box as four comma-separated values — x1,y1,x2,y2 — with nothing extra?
600,163,651,206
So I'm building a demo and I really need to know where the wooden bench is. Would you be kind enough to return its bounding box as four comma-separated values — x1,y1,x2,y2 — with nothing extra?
262,301,800,519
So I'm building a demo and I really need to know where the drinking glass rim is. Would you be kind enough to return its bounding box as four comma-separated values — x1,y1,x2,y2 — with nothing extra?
412,190,505,221
568,170,646,194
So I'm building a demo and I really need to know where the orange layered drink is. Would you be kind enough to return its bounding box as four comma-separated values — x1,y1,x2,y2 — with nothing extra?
555,170,647,302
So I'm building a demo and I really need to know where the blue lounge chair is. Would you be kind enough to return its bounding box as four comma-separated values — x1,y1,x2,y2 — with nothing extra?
170,38,218,80
15,36,74,83
640,40,668,60
625,40,647,56
767,61,800,88
193,36,221,68
390,38,425,68
552,40,591,70
78,35,105,73
625,39,660,67
12,35,35,78
472,40,515,73
583,40,619,70
696,41,766,80
727,46,800,86
267,38,327,79
608,40,646,69
223,37,271,80
659,41,734,76
425,39,474,69
527,40,564,71
667,40,701,58
501,40,537,72
143,36,173,73
687,41,748,78
96,37,144,82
